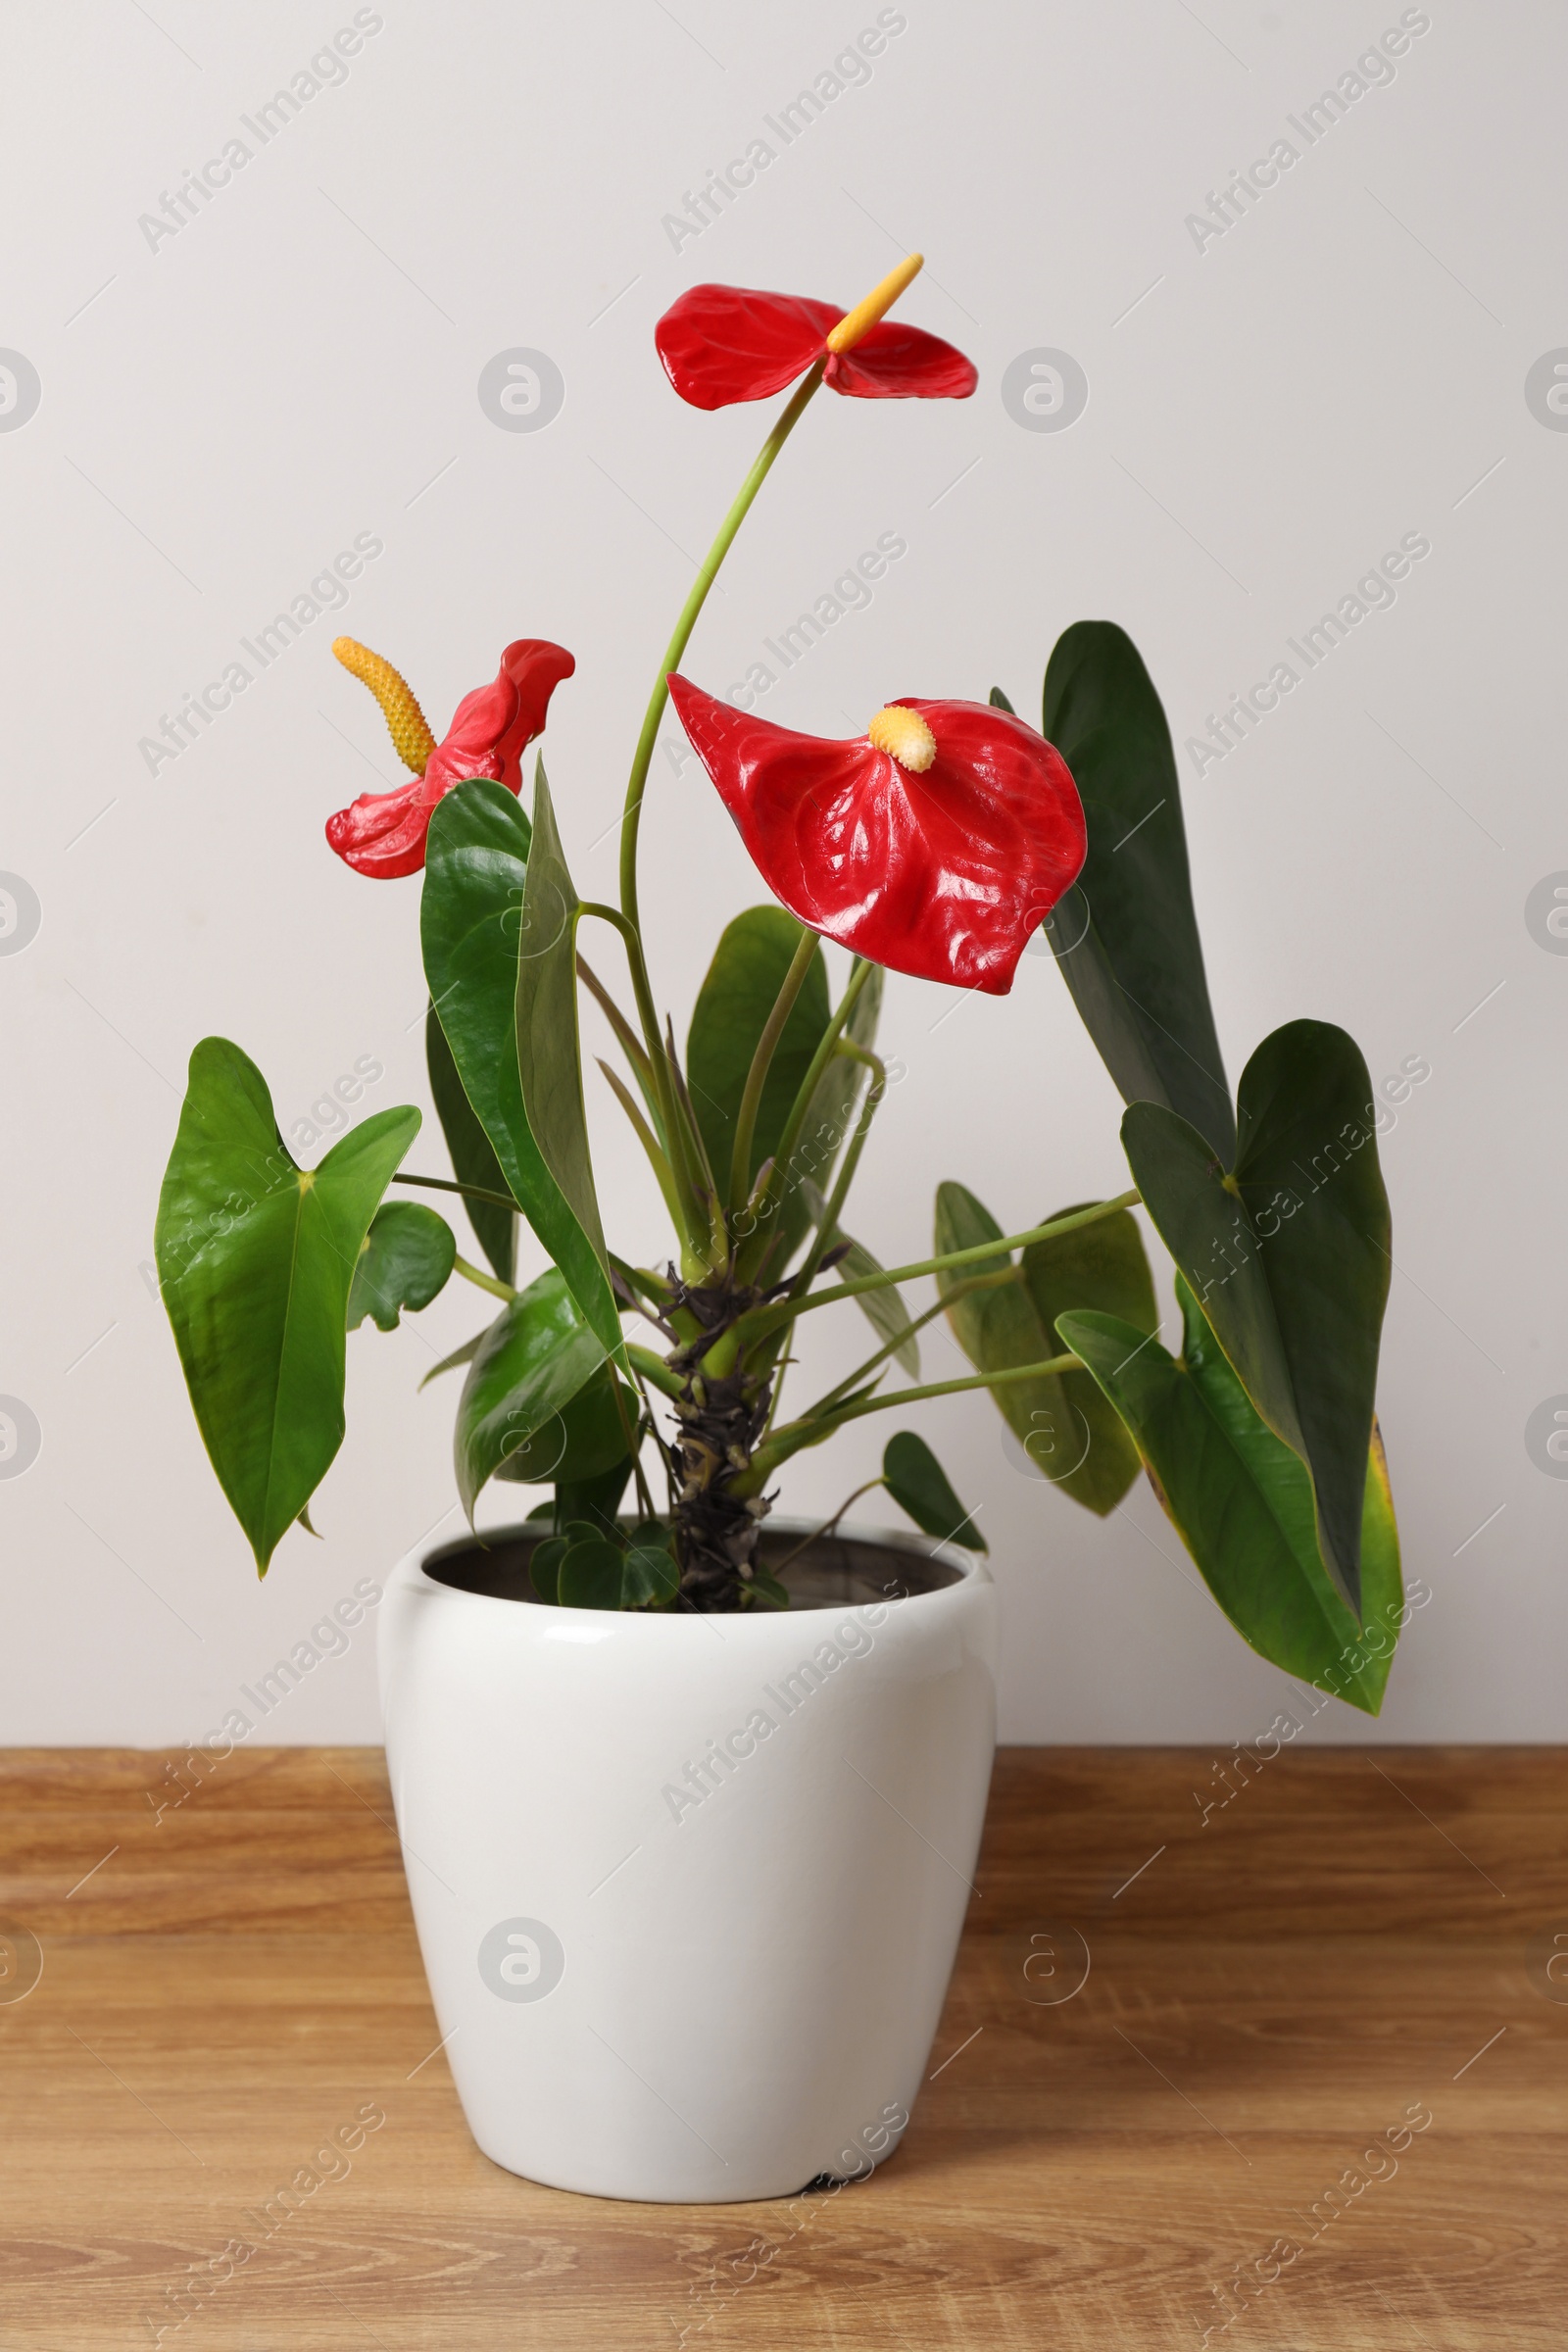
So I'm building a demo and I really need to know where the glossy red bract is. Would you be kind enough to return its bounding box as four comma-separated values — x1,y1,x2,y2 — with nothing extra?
325,640,575,879
667,677,1086,996
655,284,977,411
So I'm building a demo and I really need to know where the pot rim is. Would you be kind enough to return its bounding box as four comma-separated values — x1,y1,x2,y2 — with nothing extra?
398,1514,991,1632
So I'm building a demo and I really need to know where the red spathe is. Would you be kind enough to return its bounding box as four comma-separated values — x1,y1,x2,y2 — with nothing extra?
667,676,1086,996
326,639,575,880
655,284,977,412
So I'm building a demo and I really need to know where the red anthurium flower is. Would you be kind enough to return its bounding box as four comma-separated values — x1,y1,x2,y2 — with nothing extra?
325,637,575,879
656,278,976,412
668,678,1086,997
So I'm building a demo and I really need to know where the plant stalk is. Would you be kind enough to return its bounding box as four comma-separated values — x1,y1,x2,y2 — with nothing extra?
729,922,817,1214
452,1253,516,1303
618,361,827,945
734,1190,1142,1348
738,1351,1085,1491
393,1171,519,1216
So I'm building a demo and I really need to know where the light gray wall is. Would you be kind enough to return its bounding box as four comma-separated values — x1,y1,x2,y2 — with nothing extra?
3,0,1561,1747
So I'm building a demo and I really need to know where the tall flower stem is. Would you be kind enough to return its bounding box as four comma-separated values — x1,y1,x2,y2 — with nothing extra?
617,362,826,950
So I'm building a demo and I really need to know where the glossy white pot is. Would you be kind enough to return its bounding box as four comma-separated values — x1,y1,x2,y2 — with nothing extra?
378,1518,997,2202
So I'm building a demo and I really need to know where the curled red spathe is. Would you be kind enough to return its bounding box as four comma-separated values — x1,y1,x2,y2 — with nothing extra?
667,675,1086,996
325,640,575,880
655,283,977,412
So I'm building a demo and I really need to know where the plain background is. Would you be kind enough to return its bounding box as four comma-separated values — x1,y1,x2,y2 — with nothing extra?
3,0,1562,1747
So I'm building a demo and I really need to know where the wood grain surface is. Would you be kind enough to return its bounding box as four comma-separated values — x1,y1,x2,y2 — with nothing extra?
1,1743,1563,2347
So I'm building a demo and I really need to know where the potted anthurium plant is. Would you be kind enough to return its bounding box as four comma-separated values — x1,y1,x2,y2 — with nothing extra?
156,255,1404,2203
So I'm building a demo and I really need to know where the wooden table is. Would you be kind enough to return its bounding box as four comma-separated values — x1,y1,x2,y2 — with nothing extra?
1,1746,1562,2347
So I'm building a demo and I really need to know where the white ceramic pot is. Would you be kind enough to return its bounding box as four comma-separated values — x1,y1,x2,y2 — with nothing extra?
378,1518,997,2203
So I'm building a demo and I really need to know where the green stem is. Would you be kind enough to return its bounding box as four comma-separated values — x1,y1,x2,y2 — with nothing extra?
729,923,816,1214
452,1252,516,1303
738,1352,1085,1492
582,902,710,1255
394,1171,519,1216
623,1343,686,1400
803,1266,1015,1419
735,1190,1141,1349
735,958,874,1283
618,361,826,944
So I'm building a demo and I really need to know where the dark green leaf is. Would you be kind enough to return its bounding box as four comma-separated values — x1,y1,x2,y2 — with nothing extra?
935,1181,1072,1491
622,1542,679,1607
347,1201,456,1333
988,685,1016,713
156,1038,419,1574
558,1535,628,1610
421,778,530,1203
935,1182,1153,1516
514,760,620,1349
494,1367,634,1486
1019,1199,1155,1516
1058,1275,1402,1712
746,1564,791,1609
422,777,617,1352
1042,621,1235,1160
425,1003,514,1282
687,906,830,1197
529,1535,566,1603
883,1431,986,1551
454,1267,608,1517
1121,1019,1391,1615
555,1455,635,1540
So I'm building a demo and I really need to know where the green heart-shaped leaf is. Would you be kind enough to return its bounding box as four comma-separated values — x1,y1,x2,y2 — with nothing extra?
882,1431,985,1551
1042,621,1235,1161
348,1200,456,1333
1121,1019,1391,1616
622,1542,680,1608
1058,1273,1402,1712
454,1266,609,1517
557,1535,628,1610
529,1535,567,1604
156,1038,419,1573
